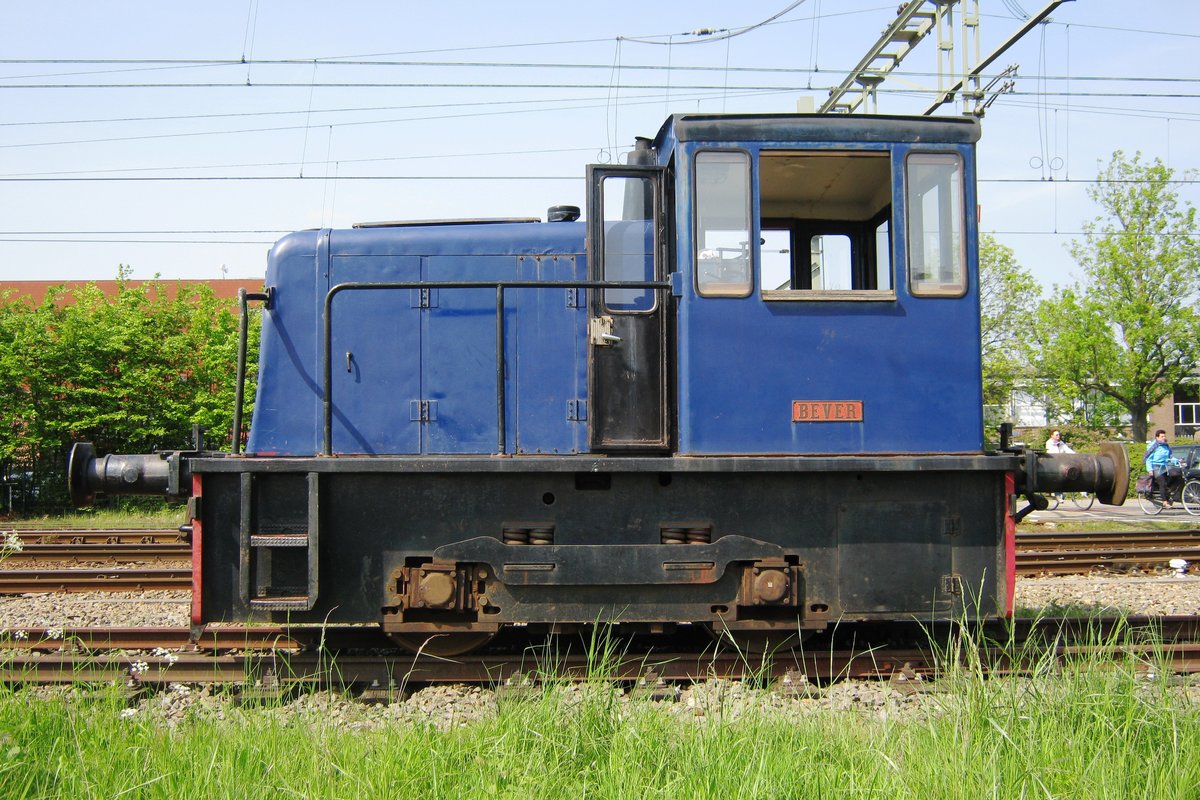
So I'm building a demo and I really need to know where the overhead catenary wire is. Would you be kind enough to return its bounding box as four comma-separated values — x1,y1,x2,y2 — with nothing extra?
1,7,1196,287
1,67,1197,85
1,175,1198,184
0,86,1192,155
1,78,1197,135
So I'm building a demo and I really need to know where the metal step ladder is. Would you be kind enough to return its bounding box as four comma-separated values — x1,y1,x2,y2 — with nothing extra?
239,472,319,611
819,0,952,114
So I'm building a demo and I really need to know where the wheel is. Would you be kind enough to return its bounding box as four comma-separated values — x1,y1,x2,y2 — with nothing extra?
1182,480,1200,516
387,631,496,657
1069,492,1095,510
1044,493,1060,511
1137,493,1164,515
706,624,808,655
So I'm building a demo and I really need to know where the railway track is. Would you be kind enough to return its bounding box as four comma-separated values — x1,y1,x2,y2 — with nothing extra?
0,625,390,652
1015,529,1200,575
0,568,191,592
1,617,1198,687
6,529,184,545
3,528,1200,587
5,542,190,563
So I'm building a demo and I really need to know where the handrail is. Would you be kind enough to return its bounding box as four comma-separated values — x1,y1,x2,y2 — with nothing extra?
321,279,670,456
232,287,273,454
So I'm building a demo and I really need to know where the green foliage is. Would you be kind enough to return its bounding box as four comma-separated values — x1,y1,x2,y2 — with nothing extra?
1034,151,1200,442
979,233,1041,411
0,270,259,510
0,656,1198,799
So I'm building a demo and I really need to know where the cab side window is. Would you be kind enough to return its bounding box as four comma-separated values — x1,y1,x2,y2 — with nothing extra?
907,152,966,296
694,151,752,297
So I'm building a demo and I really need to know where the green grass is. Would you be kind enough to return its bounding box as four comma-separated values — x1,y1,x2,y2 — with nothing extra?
0,648,1197,800
1019,516,1200,533
7,506,185,530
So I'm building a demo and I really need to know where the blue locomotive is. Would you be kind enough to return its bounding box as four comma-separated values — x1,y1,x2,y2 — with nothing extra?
70,114,1127,654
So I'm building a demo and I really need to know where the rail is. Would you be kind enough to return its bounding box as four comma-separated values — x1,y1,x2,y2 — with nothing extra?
4,617,1200,686
321,279,670,456
0,568,191,592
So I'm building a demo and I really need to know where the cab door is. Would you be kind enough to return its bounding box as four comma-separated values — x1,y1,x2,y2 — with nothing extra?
585,165,670,450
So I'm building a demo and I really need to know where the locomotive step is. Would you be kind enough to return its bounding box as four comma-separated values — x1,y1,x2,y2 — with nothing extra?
249,534,309,548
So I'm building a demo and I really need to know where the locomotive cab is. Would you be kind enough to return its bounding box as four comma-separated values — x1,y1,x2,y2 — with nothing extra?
584,115,983,457
68,113,1128,656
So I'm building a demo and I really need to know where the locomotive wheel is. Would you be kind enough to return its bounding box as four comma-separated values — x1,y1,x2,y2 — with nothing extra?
706,624,805,655
388,631,496,657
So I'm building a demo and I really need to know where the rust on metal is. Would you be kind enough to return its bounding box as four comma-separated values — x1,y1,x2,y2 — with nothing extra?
738,559,803,607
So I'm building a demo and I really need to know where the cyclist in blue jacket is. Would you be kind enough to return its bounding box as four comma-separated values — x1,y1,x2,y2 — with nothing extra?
1145,429,1174,507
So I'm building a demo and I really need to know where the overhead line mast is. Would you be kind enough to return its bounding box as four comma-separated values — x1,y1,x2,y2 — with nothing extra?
818,0,1070,117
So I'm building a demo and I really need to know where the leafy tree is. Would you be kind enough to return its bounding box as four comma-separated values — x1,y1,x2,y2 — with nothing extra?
1034,151,1200,442
979,233,1040,418
0,269,259,510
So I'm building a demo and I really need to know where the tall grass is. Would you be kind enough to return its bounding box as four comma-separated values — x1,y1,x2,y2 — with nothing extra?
10,506,185,530
1,628,1198,800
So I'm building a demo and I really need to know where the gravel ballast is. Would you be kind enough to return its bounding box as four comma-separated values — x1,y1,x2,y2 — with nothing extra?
4,573,1198,729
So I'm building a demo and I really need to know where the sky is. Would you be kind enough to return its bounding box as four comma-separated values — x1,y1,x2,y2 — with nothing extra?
1,1,1196,292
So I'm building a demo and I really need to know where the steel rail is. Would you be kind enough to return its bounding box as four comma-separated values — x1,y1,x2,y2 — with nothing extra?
9,529,183,545
2,546,1196,589
0,625,392,652
0,616,1197,688
0,568,191,592
1016,546,1200,575
4,542,191,562
4,640,1199,687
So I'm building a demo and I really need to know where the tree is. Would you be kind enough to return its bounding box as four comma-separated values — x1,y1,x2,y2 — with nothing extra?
0,270,258,509
978,233,1040,418
1034,151,1200,442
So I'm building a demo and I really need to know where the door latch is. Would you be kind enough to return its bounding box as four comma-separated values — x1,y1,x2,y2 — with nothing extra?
589,316,621,346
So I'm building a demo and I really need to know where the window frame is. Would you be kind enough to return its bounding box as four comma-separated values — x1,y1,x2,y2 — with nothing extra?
905,150,968,299
588,166,664,316
692,148,754,299
757,149,896,303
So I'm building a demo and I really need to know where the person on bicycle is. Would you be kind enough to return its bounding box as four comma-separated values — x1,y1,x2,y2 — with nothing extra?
1145,429,1174,508
1046,429,1074,454
1044,430,1077,504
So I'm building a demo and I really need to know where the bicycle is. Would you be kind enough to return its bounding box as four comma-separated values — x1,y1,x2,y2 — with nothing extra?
1135,464,1200,515
1066,491,1095,510
1044,491,1094,511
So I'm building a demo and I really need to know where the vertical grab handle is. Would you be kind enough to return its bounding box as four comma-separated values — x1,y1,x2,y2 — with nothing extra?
231,287,273,455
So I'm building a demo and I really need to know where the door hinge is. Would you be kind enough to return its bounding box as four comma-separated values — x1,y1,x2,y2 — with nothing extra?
409,400,438,422
567,399,587,421
669,271,684,297
410,288,438,309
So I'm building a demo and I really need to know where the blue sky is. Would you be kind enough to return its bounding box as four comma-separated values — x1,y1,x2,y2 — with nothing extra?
1,1,1196,291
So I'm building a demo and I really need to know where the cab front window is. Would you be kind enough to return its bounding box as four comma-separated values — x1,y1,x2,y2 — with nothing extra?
758,150,894,301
